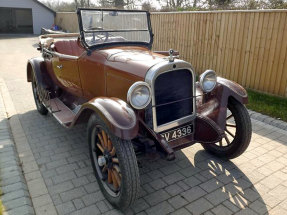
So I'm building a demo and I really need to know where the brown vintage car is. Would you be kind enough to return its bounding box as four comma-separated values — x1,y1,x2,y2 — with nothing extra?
27,8,252,210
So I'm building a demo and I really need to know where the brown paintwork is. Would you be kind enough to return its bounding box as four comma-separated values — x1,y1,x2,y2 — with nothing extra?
27,35,248,150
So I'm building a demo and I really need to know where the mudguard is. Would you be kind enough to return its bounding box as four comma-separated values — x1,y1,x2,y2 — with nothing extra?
73,97,138,140
27,57,53,89
196,77,248,130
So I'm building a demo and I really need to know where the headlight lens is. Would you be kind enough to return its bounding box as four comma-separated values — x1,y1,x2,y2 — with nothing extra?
127,82,151,109
200,70,217,93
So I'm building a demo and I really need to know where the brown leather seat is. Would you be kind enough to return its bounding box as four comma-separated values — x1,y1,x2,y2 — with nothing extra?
54,39,85,57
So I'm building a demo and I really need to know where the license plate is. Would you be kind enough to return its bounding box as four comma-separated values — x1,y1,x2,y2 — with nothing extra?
160,124,193,142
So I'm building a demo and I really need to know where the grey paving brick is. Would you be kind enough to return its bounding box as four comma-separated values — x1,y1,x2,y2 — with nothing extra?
2,190,30,203
27,178,48,198
82,191,105,206
200,178,224,193
234,208,258,215
1,182,27,193
46,159,68,170
33,194,53,208
144,189,170,206
96,200,110,213
60,187,87,203
168,195,188,209
164,183,184,196
73,198,85,210
71,176,89,187
74,166,93,177
205,188,230,206
56,163,79,174
212,205,233,215
132,198,150,213
52,171,77,184
49,181,74,196
83,181,100,193
34,203,58,215
249,200,268,215
56,201,76,215
170,208,192,215
145,201,174,215
70,205,101,215
3,196,32,211
162,172,185,185
181,186,207,202
3,205,34,215
186,197,213,215
149,178,167,190
183,176,201,187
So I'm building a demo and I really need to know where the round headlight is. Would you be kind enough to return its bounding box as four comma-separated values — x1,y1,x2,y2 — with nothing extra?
127,82,151,110
199,70,217,93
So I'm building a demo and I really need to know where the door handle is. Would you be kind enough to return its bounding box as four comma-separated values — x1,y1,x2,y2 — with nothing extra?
57,65,63,69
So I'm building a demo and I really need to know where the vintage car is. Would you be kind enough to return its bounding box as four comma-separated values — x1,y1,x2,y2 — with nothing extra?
27,8,252,209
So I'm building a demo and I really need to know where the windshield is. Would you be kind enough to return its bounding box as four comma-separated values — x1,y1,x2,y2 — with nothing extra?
79,9,152,48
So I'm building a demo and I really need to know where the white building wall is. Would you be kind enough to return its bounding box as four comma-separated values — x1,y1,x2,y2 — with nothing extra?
0,0,54,34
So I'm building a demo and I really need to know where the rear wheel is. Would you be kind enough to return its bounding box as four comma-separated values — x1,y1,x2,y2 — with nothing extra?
87,114,140,210
202,97,252,159
31,73,48,115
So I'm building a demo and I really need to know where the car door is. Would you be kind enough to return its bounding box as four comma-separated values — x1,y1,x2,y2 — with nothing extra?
52,53,83,97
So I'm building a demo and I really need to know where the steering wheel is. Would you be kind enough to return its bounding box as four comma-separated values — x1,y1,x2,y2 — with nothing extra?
87,27,109,43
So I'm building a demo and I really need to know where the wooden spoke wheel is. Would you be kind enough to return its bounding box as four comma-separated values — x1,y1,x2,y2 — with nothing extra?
92,128,122,195
88,113,140,210
202,98,252,159
31,73,48,115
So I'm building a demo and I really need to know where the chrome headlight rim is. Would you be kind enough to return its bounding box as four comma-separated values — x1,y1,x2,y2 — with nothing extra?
127,81,152,110
199,70,217,93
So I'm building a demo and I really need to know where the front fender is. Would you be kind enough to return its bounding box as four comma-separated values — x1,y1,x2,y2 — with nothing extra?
197,77,248,130
73,97,138,140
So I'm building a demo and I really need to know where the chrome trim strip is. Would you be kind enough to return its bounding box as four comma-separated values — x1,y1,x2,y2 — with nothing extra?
145,59,196,133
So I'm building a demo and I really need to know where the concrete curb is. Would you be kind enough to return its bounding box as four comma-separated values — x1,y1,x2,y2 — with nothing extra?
0,78,57,215
248,109,287,131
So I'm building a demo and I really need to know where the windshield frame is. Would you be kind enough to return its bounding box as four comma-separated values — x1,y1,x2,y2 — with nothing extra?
77,8,154,50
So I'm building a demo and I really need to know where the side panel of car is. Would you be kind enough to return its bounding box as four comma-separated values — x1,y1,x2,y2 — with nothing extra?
77,52,106,100
51,56,83,97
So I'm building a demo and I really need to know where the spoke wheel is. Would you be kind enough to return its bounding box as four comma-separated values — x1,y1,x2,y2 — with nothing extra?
31,73,48,115
201,97,252,159
91,127,122,196
88,113,140,210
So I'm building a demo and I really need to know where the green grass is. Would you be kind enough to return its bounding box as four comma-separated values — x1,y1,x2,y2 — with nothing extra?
0,190,3,215
246,89,287,122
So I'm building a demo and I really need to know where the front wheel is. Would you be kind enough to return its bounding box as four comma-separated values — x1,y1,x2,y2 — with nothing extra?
202,97,252,159
87,114,140,210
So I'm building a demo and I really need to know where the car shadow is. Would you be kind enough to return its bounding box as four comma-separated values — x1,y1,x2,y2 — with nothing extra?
13,109,269,214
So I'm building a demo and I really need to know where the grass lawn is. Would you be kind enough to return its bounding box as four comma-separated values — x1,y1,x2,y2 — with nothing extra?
246,89,287,122
0,190,3,215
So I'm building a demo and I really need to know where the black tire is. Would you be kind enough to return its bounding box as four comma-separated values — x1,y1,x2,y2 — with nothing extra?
87,113,140,210
202,97,252,159
31,73,48,115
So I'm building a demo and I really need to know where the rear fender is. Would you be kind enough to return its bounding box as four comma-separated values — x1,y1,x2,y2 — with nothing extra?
73,97,138,140
27,57,53,89
196,77,248,130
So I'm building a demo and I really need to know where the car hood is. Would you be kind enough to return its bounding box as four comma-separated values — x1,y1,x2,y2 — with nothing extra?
99,46,167,80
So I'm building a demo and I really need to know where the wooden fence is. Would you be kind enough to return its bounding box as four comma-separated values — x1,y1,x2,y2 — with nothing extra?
55,10,287,97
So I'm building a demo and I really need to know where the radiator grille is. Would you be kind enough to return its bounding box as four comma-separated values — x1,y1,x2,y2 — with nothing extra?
154,69,193,126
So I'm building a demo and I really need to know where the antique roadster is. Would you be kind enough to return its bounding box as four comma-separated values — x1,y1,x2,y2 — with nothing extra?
27,8,251,209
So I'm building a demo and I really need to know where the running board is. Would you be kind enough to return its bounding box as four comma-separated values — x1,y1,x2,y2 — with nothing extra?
47,98,76,127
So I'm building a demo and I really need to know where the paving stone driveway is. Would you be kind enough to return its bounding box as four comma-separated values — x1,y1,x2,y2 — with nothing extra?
1,36,287,215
